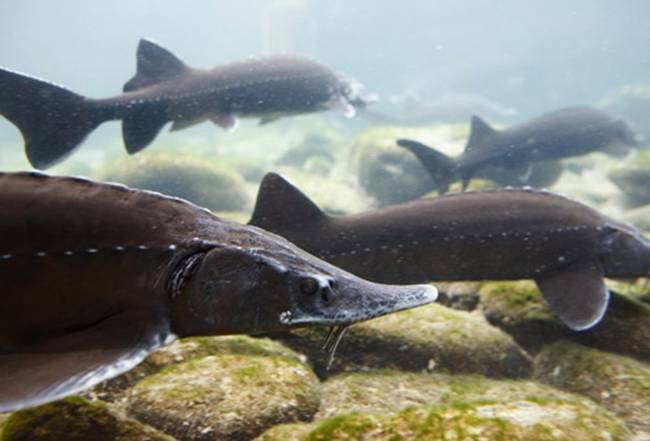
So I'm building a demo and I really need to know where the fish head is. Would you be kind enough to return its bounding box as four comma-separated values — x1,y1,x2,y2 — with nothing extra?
601,225,650,277
331,72,378,116
170,230,437,337
614,118,642,147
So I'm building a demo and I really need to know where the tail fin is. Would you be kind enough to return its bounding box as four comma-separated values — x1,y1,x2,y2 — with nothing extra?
396,139,457,194
0,68,104,169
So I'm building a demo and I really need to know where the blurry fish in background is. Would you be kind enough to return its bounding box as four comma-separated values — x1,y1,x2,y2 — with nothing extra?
397,106,639,193
0,39,376,170
360,92,518,125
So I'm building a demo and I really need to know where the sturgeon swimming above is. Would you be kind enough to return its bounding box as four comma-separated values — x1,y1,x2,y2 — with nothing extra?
0,39,376,169
0,172,436,412
397,106,639,193
250,173,650,332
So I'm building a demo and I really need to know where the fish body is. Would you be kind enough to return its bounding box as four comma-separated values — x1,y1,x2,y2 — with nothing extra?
0,39,374,169
0,172,435,412
398,106,639,192
250,173,650,331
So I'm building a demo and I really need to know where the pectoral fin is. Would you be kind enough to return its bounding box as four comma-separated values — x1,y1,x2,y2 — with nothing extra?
210,114,239,132
535,262,610,331
0,311,171,412
511,162,533,182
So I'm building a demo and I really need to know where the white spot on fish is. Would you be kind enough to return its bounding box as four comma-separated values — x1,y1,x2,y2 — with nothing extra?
168,244,177,251
36,252,47,257
114,246,126,252
558,256,566,262
1,254,12,260
87,248,98,254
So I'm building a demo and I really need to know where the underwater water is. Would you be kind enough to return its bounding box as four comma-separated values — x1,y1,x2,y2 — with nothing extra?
1,1,650,440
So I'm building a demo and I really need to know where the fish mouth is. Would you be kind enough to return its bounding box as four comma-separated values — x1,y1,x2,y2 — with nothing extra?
279,283,438,327
280,282,437,369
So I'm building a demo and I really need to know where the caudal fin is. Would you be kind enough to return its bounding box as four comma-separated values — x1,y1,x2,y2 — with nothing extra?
0,68,104,169
396,139,457,193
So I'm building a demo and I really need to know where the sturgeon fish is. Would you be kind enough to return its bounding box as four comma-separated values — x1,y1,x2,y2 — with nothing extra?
0,172,436,412
0,39,375,169
249,173,650,332
397,106,639,193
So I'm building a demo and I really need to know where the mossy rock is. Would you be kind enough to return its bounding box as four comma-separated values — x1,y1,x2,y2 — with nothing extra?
273,303,532,379
97,151,250,211
351,126,437,205
95,336,305,402
479,281,567,352
608,150,650,208
274,134,336,168
534,340,650,433
126,347,320,441
435,281,482,311
255,422,314,441
262,400,630,441
479,281,650,361
1,396,173,441
315,370,621,420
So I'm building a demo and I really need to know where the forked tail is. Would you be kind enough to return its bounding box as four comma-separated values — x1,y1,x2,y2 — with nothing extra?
0,68,106,169
396,139,457,194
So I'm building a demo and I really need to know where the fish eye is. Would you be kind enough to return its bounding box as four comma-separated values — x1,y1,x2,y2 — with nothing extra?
299,277,320,296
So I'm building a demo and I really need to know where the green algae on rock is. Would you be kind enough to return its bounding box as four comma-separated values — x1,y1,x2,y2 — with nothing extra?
479,281,568,352
314,370,624,421
95,335,307,403
97,151,251,211
274,303,532,379
534,340,650,434
480,281,650,361
260,400,630,441
126,350,320,441
255,422,315,441
352,126,439,205
1,396,173,441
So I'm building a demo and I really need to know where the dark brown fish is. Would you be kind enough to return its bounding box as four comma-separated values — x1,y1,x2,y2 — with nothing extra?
0,172,436,412
250,173,650,332
397,106,639,192
0,39,375,169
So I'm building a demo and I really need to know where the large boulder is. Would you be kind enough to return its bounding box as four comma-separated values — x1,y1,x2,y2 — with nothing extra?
259,371,633,440
125,337,320,441
96,151,251,212
479,281,650,361
535,340,650,434
351,126,445,205
94,336,307,402
273,303,532,379
1,397,173,441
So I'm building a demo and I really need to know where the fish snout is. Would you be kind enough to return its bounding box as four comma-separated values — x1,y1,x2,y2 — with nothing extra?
283,270,438,327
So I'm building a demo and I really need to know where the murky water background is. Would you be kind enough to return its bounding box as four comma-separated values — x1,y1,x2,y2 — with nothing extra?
1,1,650,439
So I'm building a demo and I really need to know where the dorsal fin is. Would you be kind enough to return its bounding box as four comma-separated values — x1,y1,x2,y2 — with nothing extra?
123,39,188,92
249,173,324,229
465,115,497,153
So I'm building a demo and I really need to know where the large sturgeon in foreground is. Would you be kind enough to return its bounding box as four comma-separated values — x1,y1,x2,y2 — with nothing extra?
0,39,375,169
250,173,650,332
0,172,436,412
